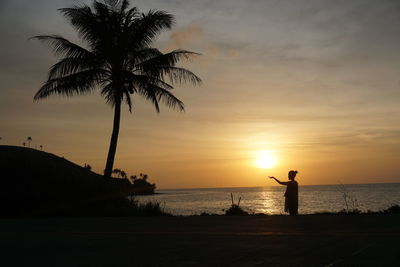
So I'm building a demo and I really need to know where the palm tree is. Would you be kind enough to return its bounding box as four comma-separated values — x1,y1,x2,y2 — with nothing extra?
32,0,201,179
27,137,32,148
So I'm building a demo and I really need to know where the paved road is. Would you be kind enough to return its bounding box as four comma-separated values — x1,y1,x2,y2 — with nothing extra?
0,215,399,266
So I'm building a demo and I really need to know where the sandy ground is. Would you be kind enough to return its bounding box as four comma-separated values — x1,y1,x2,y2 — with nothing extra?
0,215,399,266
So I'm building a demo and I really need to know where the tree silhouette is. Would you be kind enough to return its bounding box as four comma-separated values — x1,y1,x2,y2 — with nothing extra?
40,145,43,150
22,142,26,147
32,0,201,179
141,173,148,181
130,175,137,183
112,168,121,178
120,170,127,179
131,173,154,192
27,137,32,148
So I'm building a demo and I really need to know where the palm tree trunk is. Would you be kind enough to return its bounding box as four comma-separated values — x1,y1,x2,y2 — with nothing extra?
104,100,121,179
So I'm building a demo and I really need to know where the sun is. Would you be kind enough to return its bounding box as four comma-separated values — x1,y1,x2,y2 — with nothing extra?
255,150,277,169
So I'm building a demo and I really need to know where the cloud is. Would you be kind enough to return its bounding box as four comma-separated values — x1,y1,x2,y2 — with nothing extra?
164,24,204,50
164,24,242,63
204,45,240,59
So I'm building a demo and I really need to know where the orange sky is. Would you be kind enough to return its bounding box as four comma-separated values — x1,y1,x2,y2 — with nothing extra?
1,0,400,188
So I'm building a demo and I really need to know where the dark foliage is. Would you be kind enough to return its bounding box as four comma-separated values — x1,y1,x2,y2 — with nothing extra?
382,204,400,214
224,204,249,216
224,193,249,216
126,198,168,216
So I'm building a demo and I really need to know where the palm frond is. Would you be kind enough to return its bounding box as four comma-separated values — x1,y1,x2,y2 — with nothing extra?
137,84,160,112
101,83,124,107
93,1,113,21
137,84,184,113
119,0,131,13
124,91,133,112
31,35,93,59
122,3,138,21
58,6,101,46
103,0,120,9
34,69,105,100
47,57,105,80
128,10,175,48
125,48,162,68
100,83,114,105
124,72,173,91
135,50,202,86
147,49,200,65
155,66,202,85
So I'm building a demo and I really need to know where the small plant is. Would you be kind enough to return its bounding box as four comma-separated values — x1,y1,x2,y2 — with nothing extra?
224,193,248,216
83,164,92,171
337,184,359,212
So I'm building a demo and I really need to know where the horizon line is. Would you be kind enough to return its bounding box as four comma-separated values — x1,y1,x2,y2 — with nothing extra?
159,181,400,191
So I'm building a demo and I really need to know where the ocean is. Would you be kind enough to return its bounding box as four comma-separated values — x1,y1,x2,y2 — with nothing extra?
135,183,400,215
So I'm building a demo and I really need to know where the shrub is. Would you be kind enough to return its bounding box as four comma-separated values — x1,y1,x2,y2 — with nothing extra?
224,193,249,216
225,204,249,216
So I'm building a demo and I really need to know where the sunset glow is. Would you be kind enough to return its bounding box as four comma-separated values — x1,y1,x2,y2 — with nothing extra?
255,151,277,169
1,0,400,189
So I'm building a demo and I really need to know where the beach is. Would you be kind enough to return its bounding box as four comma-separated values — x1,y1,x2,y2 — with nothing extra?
1,215,399,266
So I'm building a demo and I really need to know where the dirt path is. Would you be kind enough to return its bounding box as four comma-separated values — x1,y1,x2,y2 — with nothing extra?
0,215,399,266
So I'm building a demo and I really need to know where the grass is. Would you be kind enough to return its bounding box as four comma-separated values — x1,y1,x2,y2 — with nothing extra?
126,198,170,216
